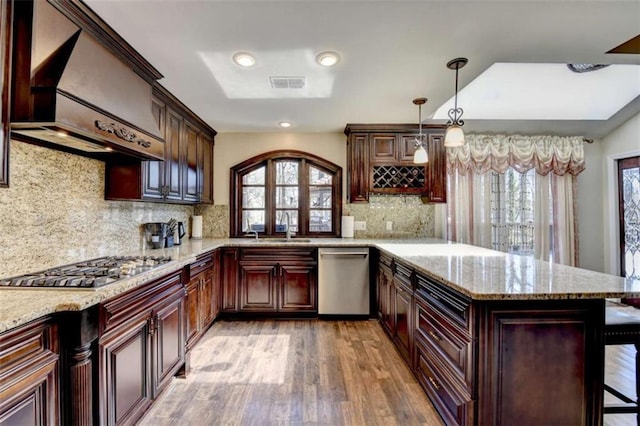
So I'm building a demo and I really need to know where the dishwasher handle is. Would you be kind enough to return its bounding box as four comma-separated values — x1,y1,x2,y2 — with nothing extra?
320,251,369,257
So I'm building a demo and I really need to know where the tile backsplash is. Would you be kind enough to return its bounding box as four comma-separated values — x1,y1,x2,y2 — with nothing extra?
0,141,194,277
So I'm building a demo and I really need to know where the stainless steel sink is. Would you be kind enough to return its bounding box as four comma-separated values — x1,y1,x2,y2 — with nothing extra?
260,238,312,243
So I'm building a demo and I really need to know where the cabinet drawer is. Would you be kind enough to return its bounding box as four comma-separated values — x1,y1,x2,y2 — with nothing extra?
394,260,413,291
101,270,183,333
415,298,473,392
414,337,473,426
0,317,57,371
416,273,471,332
189,252,214,277
378,251,393,269
240,248,316,262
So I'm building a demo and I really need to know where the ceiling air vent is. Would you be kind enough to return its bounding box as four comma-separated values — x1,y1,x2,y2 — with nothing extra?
270,76,306,89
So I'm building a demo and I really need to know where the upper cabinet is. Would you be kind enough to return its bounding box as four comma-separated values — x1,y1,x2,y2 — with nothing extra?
105,85,216,204
344,124,447,203
0,0,12,188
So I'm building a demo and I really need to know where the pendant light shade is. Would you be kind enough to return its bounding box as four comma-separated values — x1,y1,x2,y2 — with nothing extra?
413,145,428,163
445,57,468,148
412,97,429,164
445,125,465,147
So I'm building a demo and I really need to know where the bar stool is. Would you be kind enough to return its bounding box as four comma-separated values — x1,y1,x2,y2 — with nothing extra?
604,302,640,425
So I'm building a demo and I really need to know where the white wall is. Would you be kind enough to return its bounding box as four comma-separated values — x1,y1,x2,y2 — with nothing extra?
576,141,605,272
601,111,640,275
213,132,347,205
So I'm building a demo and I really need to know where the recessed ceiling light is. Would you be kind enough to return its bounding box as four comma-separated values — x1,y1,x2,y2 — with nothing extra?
315,51,340,67
279,121,292,128
232,52,256,67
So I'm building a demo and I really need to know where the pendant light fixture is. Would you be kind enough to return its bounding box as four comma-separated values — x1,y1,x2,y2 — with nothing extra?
445,57,468,147
412,97,428,164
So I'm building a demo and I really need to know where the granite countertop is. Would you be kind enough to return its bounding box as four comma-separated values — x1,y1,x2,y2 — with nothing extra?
1,238,639,333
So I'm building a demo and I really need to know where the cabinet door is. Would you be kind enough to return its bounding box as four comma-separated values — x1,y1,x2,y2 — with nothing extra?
164,108,184,201
393,283,413,366
142,96,166,200
279,263,317,312
152,294,185,398
221,249,239,312
399,134,419,162
0,0,11,188
183,121,199,203
198,133,214,204
370,134,397,162
380,268,394,334
212,251,221,319
347,133,369,203
185,279,200,350
428,132,447,203
0,360,59,425
200,270,215,327
239,263,278,312
99,315,152,426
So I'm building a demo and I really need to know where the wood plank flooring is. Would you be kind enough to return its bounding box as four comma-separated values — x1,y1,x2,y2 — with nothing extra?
140,320,638,426
604,344,639,426
139,320,443,425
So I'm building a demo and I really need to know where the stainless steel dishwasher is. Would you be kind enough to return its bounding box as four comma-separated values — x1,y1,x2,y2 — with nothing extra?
318,247,370,315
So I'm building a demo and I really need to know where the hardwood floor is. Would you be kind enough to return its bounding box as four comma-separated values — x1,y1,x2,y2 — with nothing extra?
139,320,638,426
139,320,443,425
604,344,639,426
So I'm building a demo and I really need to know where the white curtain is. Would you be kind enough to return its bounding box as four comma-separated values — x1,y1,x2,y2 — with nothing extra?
447,134,581,266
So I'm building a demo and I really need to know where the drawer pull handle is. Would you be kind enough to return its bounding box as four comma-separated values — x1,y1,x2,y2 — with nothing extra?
428,376,441,390
429,331,442,342
429,291,440,300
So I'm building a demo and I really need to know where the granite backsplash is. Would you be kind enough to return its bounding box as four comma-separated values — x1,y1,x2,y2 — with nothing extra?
197,195,434,239
0,141,194,277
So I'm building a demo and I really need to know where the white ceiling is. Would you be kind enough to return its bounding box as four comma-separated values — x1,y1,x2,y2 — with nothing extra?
84,0,640,138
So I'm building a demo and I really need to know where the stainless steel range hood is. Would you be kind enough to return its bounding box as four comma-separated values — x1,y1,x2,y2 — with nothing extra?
10,0,165,161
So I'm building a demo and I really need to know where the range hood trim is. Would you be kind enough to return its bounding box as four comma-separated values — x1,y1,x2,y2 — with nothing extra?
10,0,166,162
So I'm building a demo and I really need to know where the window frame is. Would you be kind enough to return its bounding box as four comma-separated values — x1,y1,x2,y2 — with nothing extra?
230,150,342,238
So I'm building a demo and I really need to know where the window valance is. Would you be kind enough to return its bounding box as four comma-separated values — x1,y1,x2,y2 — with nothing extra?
446,134,586,176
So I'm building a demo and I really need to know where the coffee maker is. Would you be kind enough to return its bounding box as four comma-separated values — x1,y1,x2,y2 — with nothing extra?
143,222,169,249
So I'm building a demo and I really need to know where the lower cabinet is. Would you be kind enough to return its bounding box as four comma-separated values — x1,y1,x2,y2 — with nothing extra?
98,270,185,426
374,249,604,426
185,251,217,351
221,248,239,313
224,247,317,315
0,317,59,425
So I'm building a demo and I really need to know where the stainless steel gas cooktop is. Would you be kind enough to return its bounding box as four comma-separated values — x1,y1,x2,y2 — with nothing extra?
0,256,172,289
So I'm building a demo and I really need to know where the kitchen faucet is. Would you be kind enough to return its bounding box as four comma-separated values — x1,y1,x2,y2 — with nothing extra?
282,212,295,240
244,218,258,241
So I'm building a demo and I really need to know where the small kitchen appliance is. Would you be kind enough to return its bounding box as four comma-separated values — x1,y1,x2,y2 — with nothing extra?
143,222,169,249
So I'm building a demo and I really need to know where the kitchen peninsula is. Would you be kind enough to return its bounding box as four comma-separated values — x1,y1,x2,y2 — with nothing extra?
1,238,638,425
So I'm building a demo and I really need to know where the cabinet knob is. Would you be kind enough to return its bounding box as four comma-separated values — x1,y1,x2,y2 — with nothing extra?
429,330,442,342
428,375,441,390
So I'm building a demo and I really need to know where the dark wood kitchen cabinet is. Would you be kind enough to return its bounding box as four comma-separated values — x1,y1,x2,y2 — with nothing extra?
0,317,59,425
220,248,239,313
374,249,605,426
0,0,12,188
344,124,447,202
346,133,369,203
105,85,216,204
376,251,394,333
98,269,185,426
392,261,414,366
185,251,217,351
227,247,317,315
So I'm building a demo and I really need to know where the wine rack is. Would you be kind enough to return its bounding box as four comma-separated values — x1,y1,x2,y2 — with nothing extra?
372,165,425,189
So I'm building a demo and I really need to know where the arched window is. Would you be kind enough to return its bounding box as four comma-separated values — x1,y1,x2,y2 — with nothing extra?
230,150,342,238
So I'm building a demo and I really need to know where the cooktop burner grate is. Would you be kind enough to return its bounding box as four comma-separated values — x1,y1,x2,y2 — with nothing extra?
0,255,173,289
